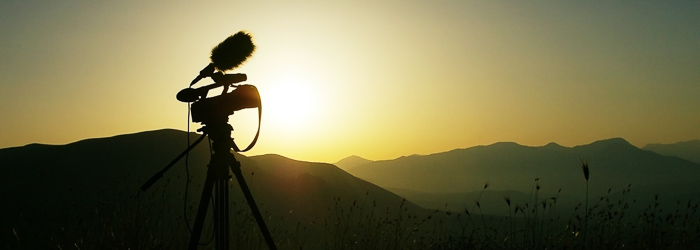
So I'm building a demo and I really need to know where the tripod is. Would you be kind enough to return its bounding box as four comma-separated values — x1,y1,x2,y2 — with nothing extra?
141,118,276,250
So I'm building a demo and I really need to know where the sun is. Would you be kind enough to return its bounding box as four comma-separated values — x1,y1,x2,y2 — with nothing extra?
261,75,319,132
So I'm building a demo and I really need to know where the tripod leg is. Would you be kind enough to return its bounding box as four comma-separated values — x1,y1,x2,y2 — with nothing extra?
228,155,277,250
188,169,216,250
222,177,229,249
215,177,229,250
214,180,221,249
141,133,207,191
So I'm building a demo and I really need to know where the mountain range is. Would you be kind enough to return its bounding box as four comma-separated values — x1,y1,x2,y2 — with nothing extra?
339,138,700,212
344,138,700,193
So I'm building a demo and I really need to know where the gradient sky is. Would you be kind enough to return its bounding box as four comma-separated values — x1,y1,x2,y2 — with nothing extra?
1,1,698,163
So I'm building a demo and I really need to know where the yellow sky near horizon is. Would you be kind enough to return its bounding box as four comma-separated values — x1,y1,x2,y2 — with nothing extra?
1,1,699,163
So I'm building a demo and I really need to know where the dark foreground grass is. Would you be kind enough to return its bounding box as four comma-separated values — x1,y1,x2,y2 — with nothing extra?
7,185,699,249
5,169,700,249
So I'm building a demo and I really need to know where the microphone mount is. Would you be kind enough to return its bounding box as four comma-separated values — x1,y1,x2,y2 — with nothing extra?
190,63,216,87
177,73,247,103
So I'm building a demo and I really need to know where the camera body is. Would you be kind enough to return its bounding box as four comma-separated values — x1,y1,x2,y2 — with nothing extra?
190,84,261,123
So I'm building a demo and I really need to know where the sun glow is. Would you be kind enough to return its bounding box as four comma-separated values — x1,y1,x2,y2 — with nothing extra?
262,75,320,133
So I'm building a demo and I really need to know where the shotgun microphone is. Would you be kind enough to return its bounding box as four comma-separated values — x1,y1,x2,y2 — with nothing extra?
190,31,256,86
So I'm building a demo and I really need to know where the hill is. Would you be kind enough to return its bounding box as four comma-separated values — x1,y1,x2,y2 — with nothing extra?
643,139,700,164
334,155,374,171
0,129,423,249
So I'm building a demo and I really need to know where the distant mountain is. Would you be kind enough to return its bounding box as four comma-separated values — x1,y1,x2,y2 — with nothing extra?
334,155,373,171
0,129,422,248
643,140,700,164
345,138,700,211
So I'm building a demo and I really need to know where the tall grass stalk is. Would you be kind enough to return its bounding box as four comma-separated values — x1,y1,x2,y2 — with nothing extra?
504,195,513,249
580,158,590,249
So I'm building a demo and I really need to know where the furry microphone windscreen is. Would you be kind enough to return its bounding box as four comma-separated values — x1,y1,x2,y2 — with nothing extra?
210,31,256,72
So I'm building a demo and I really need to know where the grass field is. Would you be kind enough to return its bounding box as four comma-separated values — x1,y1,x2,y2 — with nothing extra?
6,164,700,249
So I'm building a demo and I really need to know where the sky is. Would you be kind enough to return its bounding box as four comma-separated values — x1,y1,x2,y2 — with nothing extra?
1,1,698,163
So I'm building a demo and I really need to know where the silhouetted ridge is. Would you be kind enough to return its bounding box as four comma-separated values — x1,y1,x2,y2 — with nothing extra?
488,141,522,148
544,142,565,148
65,128,188,146
587,137,634,148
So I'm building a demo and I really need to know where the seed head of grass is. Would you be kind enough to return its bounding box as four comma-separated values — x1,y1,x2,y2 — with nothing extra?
579,158,590,181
